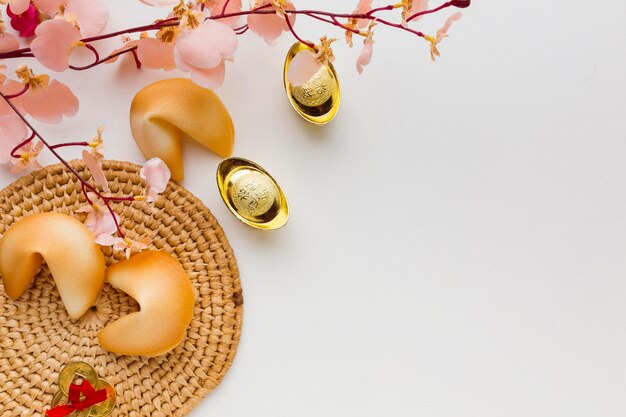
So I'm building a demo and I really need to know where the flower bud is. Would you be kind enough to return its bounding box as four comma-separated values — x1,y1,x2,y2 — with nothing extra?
450,0,471,8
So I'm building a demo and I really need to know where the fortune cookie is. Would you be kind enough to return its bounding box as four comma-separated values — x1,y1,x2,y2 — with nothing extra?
130,78,235,181
98,250,195,357
0,212,106,319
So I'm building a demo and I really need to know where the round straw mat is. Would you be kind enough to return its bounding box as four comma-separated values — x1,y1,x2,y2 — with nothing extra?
0,160,243,417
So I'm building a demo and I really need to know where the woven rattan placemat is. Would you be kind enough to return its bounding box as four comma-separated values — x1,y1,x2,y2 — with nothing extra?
0,160,243,417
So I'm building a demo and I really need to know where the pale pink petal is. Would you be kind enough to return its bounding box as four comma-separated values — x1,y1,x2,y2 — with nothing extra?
410,0,429,19
0,114,28,164
353,0,373,28
247,2,295,45
175,20,237,69
9,0,31,15
64,0,109,38
0,80,27,117
82,149,109,192
137,38,176,71
436,12,462,41
32,0,63,14
95,233,121,247
21,79,78,124
30,19,82,72
286,49,321,86
84,205,119,238
208,0,242,27
356,40,373,74
0,33,20,53
185,60,225,89
139,157,171,202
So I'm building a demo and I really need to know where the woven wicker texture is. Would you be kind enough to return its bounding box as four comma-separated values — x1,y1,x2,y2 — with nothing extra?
0,160,243,417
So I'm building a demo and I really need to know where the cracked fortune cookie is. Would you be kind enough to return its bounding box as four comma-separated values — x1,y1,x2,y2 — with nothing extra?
98,250,195,357
0,212,106,319
130,78,235,181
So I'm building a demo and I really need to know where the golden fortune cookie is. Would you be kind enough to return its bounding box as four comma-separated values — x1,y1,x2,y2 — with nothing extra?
130,78,235,181
98,250,195,357
0,212,106,319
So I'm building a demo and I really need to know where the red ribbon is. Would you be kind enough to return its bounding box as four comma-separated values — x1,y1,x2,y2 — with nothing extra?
46,380,108,417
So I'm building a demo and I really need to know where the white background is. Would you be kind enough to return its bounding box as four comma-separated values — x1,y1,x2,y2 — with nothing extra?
2,1,626,416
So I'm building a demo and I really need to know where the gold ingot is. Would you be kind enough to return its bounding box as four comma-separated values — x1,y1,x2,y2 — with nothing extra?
58,362,98,396
283,42,341,125
217,157,288,230
88,379,116,417
51,390,89,417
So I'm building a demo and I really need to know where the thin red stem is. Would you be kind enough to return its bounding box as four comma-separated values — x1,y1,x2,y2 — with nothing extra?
49,141,90,150
221,0,231,15
407,2,452,22
0,92,132,238
4,83,29,99
284,13,313,48
10,131,36,158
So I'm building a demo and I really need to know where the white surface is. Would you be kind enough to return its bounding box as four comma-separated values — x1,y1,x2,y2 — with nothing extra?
2,1,626,416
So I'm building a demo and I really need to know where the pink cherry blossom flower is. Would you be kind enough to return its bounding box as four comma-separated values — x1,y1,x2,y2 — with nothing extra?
0,114,28,164
82,149,109,192
139,157,171,202
401,0,429,25
174,19,237,88
287,36,336,86
137,37,177,71
32,0,108,37
6,0,31,16
427,12,462,61
0,79,26,116
30,19,83,72
356,26,375,74
247,0,296,45
11,139,43,173
96,234,150,259
76,201,119,241
6,2,41,37
14,66,79,123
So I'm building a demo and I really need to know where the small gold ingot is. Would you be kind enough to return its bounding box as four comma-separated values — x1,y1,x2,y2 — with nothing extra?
217,157,288,230
58,362,98,396
283,42,341,125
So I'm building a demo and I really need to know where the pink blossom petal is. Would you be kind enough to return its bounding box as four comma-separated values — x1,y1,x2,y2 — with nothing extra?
9,0,31,15
30,19,82,72
0,33,20,53
84,205,119,238
0,114,28,164
410,0,429,20
106,36,139,64
286,49,322,86
208,0,242,26
139,157,171,202
33,0,64,14
356,40,374,74
353,0,373,28
65,0,109,38
137,37,176,71
181,60,226,89
82,149,109,192
0,80,27,117
247,2,295,45
22,79,79,123
95,233,121,247
175,20,237,69
437,12,462,41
